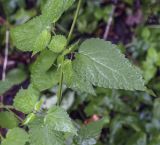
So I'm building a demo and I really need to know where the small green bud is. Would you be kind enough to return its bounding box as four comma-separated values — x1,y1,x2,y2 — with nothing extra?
48,35,67,53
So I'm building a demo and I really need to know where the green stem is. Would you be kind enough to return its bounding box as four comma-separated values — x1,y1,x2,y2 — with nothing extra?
57,0,82,106
0,133,4,141
57,57,64,105
0,104,15,109
6,108,24,122
67,0,82,44
0,104,23,122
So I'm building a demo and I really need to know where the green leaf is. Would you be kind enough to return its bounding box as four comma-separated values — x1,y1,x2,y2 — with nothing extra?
153,98,160,120
42,0,64,23
29,117,65,145
1,128,29,145
23,113,36,125
75,117,109,145
63,60,95,95
44,106,77,135
109,115,143,145
111,115,142,135
141,27,150,40
33,29,51,55
149,136,160,145
0,80,11,95
31,50,58,73
32,71,59,91
13,85,39,114
42,0,74,23
31,50,59,91
11,15,51,53
0,111,19,129
0,68,27,95
64,0,75,10
73,38,145,91
70,73,96,95
143,48,159,82
48,35,67,53
125,132,147,145
63,60,74,86
6,68,27,83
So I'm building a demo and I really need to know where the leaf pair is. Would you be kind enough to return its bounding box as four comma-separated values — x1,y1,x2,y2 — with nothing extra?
11,0,74,54
29,106,77,145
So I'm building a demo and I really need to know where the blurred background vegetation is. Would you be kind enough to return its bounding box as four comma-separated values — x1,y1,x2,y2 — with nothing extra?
0,0,160,144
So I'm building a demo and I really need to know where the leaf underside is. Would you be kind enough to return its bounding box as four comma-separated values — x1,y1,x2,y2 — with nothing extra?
31,50,59,91
2,128,29,145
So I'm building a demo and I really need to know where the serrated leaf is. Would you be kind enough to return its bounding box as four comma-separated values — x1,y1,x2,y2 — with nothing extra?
42,0,64,23
44,106,77,135
1,128,29,145
33,29,51,54
31,70,59,91
31,50,59,91
0,111,19,129
125,132,147,145
0,68,27,95
64,0,75,10
48,35,67,53
63,60,74,86
73,38,145,91
13,85,39,114
31,50,58,73
29,117,65,145
63,60,95,95
71,73,96,95
11,15,51,53
42,0,74,23
75,117,109,145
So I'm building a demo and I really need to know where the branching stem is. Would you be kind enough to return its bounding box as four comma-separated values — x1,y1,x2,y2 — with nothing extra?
0,104,14,109
57,0,82,105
